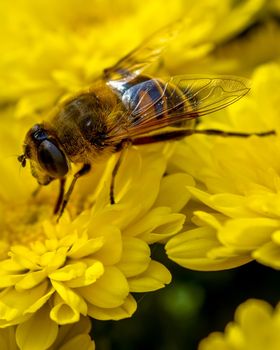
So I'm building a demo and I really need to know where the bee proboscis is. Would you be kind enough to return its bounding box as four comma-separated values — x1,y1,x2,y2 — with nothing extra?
18,22,275,218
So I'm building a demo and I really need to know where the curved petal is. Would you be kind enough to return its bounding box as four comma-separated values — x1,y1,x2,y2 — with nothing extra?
128,260,171,292
16,305,58,350
117,237,150,278
87,294,137,321
78,266,129,308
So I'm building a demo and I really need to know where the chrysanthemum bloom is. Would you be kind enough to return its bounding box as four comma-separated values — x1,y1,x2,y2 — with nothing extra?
0,109,192,330
0,0,209,338
199,299,280,350
1,0,279,346
166,63,280,271
0,314,94,350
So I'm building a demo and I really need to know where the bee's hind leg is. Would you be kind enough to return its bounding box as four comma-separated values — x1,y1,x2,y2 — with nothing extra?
192,129,276,137
132,129,276,146
56,164,91,221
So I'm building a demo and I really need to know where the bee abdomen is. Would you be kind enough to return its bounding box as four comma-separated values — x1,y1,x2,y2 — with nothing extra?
121,75,191,127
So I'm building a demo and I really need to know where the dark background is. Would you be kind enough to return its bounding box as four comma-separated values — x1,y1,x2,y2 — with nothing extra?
92,245,280,349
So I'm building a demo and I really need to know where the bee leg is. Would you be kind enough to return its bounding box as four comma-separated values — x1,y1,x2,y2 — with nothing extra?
192,129,276,137
57,164,91,220
132,128,276,146
110,150,126,205
54,178,66,215
32,185,42,197
132,130,194,145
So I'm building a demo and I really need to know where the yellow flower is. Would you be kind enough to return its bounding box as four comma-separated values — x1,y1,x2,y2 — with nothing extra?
0,0,268,121
182,20,280,76
166,63,280,270
199,299,280,350
2,0,280,345
0,107,192,328
0,312,94,350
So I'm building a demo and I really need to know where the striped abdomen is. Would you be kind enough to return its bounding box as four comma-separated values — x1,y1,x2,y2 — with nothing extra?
120,75,196,128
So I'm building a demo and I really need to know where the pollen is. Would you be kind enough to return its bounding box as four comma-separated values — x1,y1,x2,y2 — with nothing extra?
2,201,51,247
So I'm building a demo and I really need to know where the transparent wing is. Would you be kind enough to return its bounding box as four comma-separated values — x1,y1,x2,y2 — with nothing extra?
107,75,250,142
104,20,183,85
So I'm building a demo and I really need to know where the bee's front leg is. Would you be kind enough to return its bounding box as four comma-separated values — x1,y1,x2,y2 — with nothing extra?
54,178,66,215
56,164,91,221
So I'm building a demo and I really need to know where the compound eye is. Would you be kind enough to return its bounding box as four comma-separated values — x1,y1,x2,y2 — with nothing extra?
38,140,68,178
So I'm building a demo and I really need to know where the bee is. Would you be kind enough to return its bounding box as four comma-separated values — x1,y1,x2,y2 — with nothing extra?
18,22,275,218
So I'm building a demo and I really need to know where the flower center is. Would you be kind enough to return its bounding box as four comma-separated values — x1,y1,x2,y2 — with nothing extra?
1,200,52,249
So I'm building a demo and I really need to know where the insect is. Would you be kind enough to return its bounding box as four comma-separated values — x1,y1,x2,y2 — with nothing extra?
18,22,275,218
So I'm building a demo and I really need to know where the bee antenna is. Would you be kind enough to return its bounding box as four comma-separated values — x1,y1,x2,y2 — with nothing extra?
17,154,26,167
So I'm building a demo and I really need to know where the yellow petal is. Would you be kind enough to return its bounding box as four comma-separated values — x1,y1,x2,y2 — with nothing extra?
188,187,253,218
15,269,48,290
154,173,194,212
0,259,26,273
65,262,104,288
51,315,91,347
87,225,122,265
87,294,137,321
78,266,129,308
50,296,80,325
0,281,50,323
16,305,58,350
253,241,280,269
128,260,171,292
0,273,24,289
58,334,94,350
24,286,54,314
166,227,251,271
124,207,185,243
49,263,87,282
10,246,40,270
218,218,279,249
235,299,273,336
0,327,18,350
117,237,150,277
51,281,87,316
68,236,104,260
198,332,229,350
40,248,68,269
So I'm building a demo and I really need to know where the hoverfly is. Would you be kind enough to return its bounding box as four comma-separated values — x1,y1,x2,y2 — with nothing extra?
18,22,275,218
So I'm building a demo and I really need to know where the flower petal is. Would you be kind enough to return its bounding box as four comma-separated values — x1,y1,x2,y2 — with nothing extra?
166,227,252,271
0,281,51,324
154,173,195,212
86,225,122,265
15,269,48,290
78,266,129,308
49,263,87,282
218,218,279,249
253,241,280,269
124,207,185,243
50,295,81,325
51,281,88,317
65,261,104,288
58,334,94,350
117,237,150,278
87,294,137,321
16,305,58,350
128,260,171,292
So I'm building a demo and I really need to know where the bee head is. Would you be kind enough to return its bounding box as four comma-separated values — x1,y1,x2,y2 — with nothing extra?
19,124,69,185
